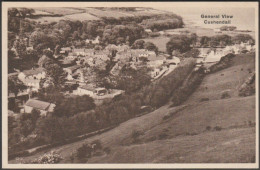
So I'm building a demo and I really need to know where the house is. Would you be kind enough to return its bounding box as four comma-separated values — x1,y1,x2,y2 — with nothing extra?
23,99,56,116
60,47,72,53
204,50,224,63
148,56,165,68
145,29,152,33
18,67,46,91
166,57,180,64
18,67,46,81
85,36,100,44
105,44,130,52
159,31,165,35
76,84,97,97
151,68,161,78
63,65,81,80
71,48,95,57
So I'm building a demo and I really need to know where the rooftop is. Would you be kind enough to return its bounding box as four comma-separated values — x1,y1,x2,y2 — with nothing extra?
22,67,45,76
79,84,96,91
25,99,52,111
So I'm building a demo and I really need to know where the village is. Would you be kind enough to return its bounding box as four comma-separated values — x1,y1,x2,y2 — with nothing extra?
5,5,258,166
8,34,255,119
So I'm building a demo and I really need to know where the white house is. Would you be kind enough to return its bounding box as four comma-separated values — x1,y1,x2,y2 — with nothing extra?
85,36,100,44
18,67,46,81
159,31,165,35
145,29,152,33
63,65,81,80
18,67,46,92
23,99,56,117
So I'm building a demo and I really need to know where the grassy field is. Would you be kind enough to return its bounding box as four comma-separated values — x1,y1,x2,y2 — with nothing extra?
84,8,134,18
9,53,256,164
64,13,100,21
141,36,171,52
29,7,169,23
36,7,86,15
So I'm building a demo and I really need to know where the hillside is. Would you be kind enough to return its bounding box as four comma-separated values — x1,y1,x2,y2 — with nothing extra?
10,53,255,163
28,7,174,23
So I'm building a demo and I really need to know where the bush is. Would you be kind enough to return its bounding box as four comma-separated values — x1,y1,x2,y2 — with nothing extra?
200,97,209,102
206,126,211,131
209,53,235,73
76,143,92,159
31,151,62,164
221,91,231,99
158,132,168,140
171,67,205,106
103,147,111,154
214,126,222,131
91,139,102,151
131,130,144,143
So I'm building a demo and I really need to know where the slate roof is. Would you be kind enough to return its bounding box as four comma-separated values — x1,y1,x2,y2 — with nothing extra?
25,99,51,111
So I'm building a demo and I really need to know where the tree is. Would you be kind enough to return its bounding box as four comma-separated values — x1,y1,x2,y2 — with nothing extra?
166,35,191,55
8,76,27,97
132,40,145,49
38,85,65,104
44,63,67,89
200,36,211,47
54,95,96,117
144,42,158,54
190,33,197,47
38,55,55,68
232,34,254,44
113,66,151,93
13,39,27,58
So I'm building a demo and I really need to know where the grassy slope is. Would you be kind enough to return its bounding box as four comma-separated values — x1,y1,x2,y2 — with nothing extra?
10,53,256,163
29,7,171,23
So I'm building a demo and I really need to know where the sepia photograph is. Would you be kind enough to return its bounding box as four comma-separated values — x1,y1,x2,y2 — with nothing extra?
2,1,259,169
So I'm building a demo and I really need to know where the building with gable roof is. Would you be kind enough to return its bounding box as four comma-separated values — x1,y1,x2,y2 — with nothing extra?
23,99,56,116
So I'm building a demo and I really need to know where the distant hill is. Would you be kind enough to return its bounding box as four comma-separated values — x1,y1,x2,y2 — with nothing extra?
29,7,178,23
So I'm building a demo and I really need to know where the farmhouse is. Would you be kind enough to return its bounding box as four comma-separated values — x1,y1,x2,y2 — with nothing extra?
76,85,107,97
18,67,46,81
18,67,46,91
23,99,56,117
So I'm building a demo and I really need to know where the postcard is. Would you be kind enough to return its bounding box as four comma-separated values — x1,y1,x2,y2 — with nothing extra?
2,1,259,169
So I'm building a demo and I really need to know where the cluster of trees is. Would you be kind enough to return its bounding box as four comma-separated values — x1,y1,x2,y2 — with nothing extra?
231,34,255,44
8,8,36,33
131,40,159,54
200,34,232,47
171,67,205,106
166,34,195,55
102,24,145,45
141,18,184,32
199,34,254,48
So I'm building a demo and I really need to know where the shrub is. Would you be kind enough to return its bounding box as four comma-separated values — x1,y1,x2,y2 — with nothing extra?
76,143,92,159
206,126,211,131
91,139,102,151
103,147,111,154
171,67,205,106
31,151,62,164
158,132,168,140
200,98,209,102
209,53,235,73
221,91,231,99
131,130,144,143
214,126,222,131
